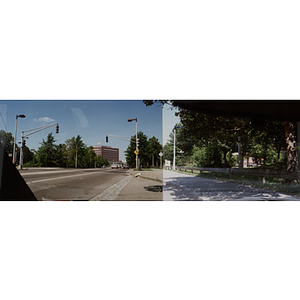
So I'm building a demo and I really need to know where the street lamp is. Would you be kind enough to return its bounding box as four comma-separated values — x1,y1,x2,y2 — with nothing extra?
180,150,184,166
172,126,184,170
12,114,26,164
128,118,140,170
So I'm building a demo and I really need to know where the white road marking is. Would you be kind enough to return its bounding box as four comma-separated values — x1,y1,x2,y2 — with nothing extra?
27,172,98,184
90,175,133,200
21,170,84,176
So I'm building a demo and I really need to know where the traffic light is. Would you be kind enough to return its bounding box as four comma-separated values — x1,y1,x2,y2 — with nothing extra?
106,136,108,143
56,124,59,133
22,140,26,147
136,138,139,148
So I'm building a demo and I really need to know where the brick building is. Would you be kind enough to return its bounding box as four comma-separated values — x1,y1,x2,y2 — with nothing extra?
93,146,119,164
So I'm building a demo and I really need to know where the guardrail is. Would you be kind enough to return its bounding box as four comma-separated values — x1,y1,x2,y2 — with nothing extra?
165,166,300,183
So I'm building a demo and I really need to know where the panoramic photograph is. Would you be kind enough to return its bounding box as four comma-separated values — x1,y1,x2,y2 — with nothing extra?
1,100,300,201
0,100,163,200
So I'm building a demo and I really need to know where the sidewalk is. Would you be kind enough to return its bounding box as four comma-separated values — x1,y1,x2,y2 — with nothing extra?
163,169,300,201
114,169,300,201
115,169,163,200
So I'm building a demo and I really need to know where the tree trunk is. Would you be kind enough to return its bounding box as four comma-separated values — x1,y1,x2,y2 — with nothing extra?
284,122,298,177
238,136,243,169
277,147,281,163
223,150,227,167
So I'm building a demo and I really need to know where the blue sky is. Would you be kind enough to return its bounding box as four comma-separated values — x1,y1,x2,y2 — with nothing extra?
0,100,180,161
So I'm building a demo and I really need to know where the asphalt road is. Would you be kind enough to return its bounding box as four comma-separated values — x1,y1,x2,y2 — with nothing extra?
20,168,130,200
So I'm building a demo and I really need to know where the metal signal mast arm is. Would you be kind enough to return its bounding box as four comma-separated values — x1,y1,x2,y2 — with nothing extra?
106,134,138,143
22,123,59,137
19,122,59,169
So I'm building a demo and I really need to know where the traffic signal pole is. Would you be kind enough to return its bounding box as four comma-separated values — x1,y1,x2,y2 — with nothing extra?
107,119,140,170
19,122,59,169
19,136,25,170
136,119,139,170
127,118,140,170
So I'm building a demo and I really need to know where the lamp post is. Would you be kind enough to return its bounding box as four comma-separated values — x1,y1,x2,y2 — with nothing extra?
12,114,26,164
173,127,176,170
180,150,184,166
172,126,184,170
128,118,140,170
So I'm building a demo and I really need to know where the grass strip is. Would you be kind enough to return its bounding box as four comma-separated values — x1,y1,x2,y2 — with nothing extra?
174,169,300,196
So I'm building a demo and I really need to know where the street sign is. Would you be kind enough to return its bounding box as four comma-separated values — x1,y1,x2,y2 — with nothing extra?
134,150,139,155
159,152,163,157
165,160,171,167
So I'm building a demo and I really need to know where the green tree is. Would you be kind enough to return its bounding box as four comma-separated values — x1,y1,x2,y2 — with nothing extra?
0,130,14,154
162,142,173,162
95,155,110,168
64,138,74,167
125,131,152,168
65,135,87,168
56,143,68,167
23,146,34,165
86,146,97,168
284,122,298,174
148,136,162,167
163,128,184,165
36,133,59,167
144,100,294,171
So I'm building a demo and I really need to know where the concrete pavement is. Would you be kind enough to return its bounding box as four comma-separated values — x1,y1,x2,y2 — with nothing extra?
114,169,163,200
163,169,300,201
23,167,300,201
110,168,300,201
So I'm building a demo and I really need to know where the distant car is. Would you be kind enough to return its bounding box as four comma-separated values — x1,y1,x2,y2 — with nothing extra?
123,165,130,169
111,164,118,169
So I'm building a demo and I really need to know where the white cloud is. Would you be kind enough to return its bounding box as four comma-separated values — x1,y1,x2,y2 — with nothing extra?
34,117,55,122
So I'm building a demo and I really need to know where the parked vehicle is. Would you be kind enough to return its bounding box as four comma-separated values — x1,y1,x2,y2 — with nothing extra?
111,164,118,169
123,165,129,169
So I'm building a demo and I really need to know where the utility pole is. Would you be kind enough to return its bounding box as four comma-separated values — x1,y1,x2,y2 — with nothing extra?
172,126,184,170
173,128,176,170
12,114,26,164
159,152,163,169
128,118,140,170
75,144,78,168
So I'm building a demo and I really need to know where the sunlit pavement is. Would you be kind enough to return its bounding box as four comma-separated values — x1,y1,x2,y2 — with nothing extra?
163,170,300,201
115,169,163,200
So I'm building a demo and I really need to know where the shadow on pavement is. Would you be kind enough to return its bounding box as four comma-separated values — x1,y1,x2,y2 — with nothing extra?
144,185,163,193
163,182,201,200
163,174,300,200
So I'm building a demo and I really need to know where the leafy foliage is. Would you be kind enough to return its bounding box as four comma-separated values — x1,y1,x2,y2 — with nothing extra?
0,130,14,153
125,131,162,167
28,133,110,168
145,101,295,170
36,133,59,167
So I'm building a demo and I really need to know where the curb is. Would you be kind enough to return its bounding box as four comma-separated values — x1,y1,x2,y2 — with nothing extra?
138,175,163,183
129,171,163,183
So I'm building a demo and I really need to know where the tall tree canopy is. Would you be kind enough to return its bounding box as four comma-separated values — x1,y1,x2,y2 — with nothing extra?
0,130,14,154
36,132,59,167
144,100,297,170
125,131,162,167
